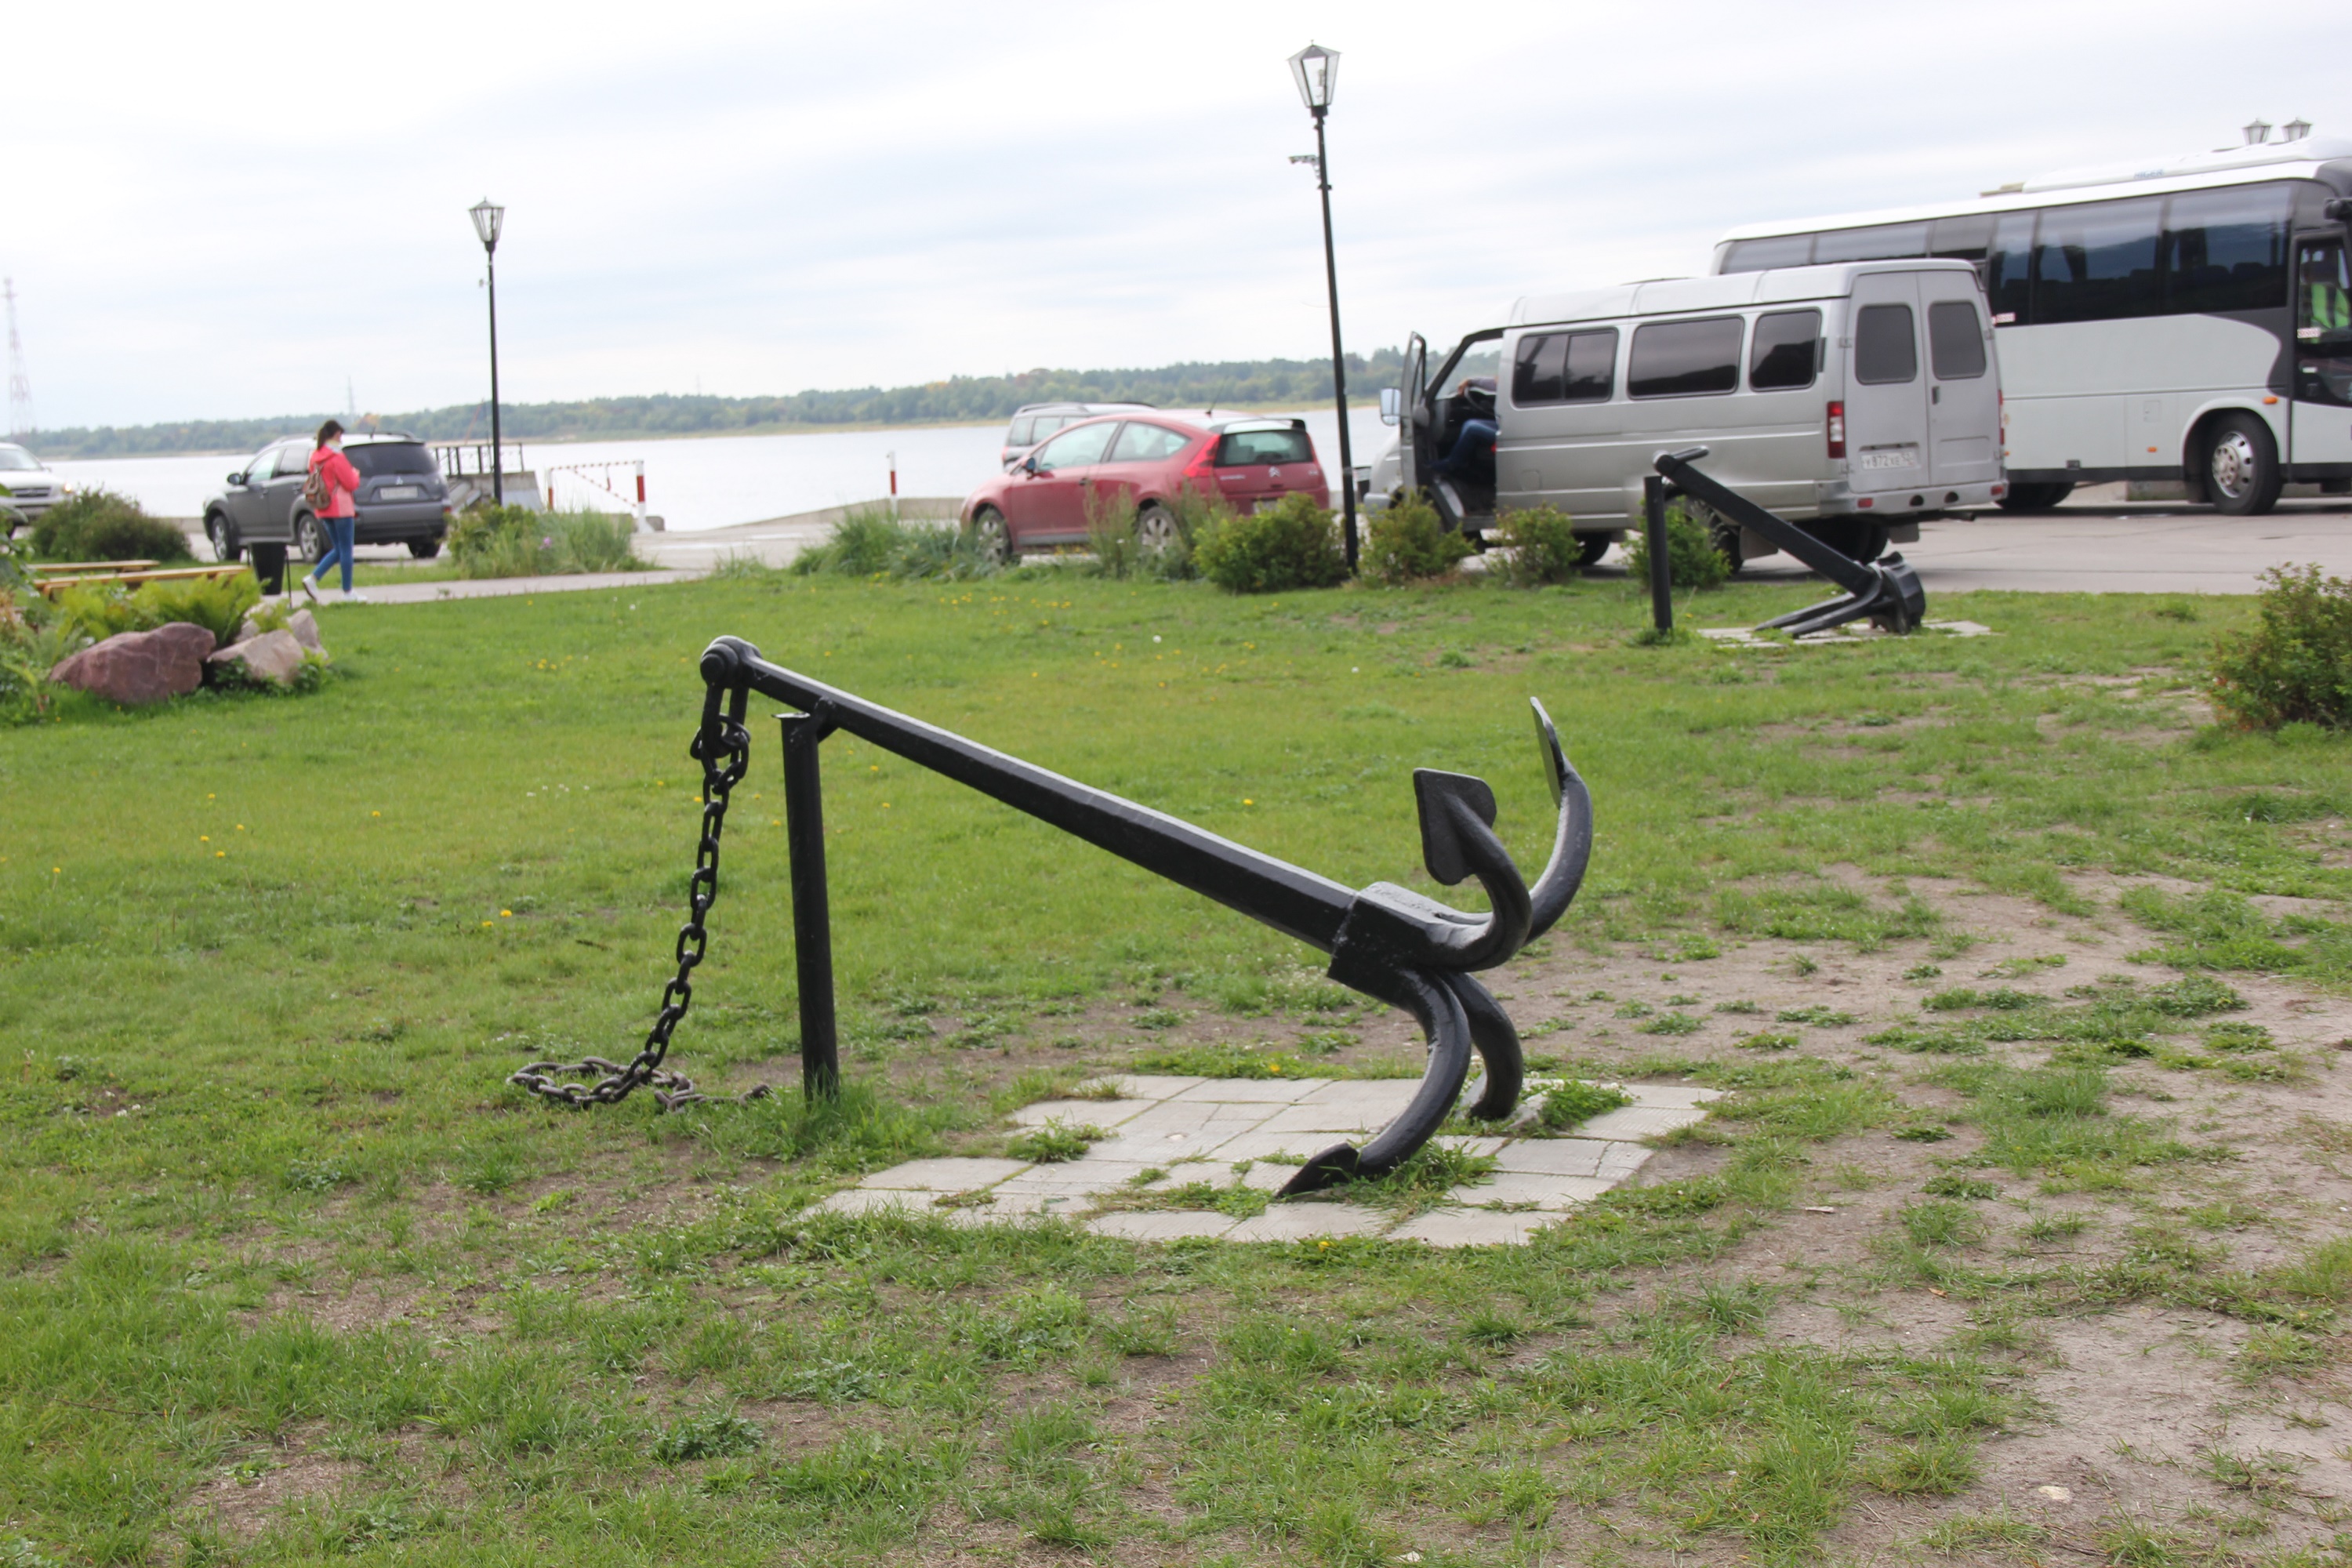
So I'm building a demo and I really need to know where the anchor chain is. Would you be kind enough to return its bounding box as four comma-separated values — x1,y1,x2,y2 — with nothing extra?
509,678,771,1112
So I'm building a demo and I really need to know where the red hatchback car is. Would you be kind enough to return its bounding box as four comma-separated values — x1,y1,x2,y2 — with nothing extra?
960,412,1329,558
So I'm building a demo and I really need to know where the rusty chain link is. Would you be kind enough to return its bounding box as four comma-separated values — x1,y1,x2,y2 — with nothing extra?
509,676,772,1112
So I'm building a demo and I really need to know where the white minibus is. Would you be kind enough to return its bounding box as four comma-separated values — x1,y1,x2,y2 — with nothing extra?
1712,127,2352,514
1379,260,2005,566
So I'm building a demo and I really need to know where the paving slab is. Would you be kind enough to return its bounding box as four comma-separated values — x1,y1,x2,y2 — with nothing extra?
1496,1138,1624,1178
817,1189,928,1216
1576,1105,1711,1141
1171,1077,1319,1103
1205,1131,1335,1164
1254,1102,1392,1136
855,1156,1026,1192
1087,1210,1238,1240
1391,1210,1559,1247
1621,1084,1726,1109
1008,1098,1156,1127
1093,1074,1207,1098
1223,1205,1387,1242
1450,1171,1613,1209
991,1161,1156,1196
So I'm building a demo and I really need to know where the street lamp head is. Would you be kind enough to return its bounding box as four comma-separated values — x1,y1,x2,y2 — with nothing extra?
2242,118,2272,146
1289,43,1338,114
2283,117,2312,142
470,198,505,252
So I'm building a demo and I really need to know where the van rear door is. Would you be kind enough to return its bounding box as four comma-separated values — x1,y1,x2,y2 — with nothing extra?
1921,280,2001,493
1844,272,1930,503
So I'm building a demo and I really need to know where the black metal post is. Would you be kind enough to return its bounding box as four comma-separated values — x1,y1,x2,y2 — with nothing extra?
780,713,839,1099
484,249,504,506
1311,110,1359,573
1642,474,1674,633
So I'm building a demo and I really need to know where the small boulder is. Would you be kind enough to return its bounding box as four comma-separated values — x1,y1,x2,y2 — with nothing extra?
234,608,323,652
208,628,308,686
49,622,216,704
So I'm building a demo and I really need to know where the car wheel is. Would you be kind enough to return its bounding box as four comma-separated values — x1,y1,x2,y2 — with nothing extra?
2205,412,2281,516
1573,533,1613,568
1995,482,2075,512
408,538,442,560
205,513,242,564
294,513,325,562
1135,503,1181,554
967,506,1013,563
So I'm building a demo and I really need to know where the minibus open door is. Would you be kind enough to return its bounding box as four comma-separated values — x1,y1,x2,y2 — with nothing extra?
1397,332,1428,500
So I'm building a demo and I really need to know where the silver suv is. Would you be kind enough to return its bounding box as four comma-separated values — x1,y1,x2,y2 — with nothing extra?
1000,401,1156,470
203,432,453,563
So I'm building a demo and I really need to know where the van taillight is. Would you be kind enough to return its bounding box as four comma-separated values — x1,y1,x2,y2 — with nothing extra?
1826,401,1846,459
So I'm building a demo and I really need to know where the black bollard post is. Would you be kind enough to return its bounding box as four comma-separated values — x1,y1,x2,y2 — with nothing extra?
780,712,840,1100
1642,474,1673,634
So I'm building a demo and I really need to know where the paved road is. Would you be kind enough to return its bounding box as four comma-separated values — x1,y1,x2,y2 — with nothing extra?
191,485,2351,606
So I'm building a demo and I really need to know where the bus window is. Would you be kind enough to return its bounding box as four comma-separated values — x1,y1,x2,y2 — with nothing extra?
1928,302,1988,379
1929,214,1994,260
1985,212,2035,324
1722,234,1813,272
2165,184,2291,314
2296,237,2352,406
1854,305,1918,385
1813,222,1929,263
2033,197,2164,323
1749,309,1822,390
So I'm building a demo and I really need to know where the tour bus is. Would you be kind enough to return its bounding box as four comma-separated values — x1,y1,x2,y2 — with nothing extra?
1711,127,2352,514
1378,260,2005,566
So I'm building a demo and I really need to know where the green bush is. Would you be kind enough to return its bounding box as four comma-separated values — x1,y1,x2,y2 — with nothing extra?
28,489,193,564
792,507,999,581
1622,502,1730,592
56,571,260,648
2209,564,2352,730
1192,492,1348,593
448,506,646,579
1363,492,1470,586
1490,505,1588,586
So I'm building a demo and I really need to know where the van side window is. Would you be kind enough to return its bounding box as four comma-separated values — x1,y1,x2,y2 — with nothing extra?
1628,318,1742,398
1563,330,1616,401
1516,330,1616,404
2033,197,2164,324
1721,234,1812,273
1927,301,1987,379
1512,334,1568,404
1853,305,1918,384
1748,310,1821,390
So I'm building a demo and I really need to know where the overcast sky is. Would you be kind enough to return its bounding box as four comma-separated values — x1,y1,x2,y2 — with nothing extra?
9,0,2348,430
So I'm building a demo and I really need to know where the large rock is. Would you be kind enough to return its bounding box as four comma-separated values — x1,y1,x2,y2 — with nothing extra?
207,628,308,686
49,622,216,704
235,607,324,652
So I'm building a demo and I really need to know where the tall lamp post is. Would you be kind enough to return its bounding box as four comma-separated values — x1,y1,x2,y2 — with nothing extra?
469,198,506,505
1289,43,1358,572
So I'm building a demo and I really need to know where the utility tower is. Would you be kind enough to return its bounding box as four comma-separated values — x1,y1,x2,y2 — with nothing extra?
3,279,30,438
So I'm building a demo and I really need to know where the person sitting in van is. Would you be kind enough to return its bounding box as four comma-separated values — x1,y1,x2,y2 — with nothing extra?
1430,376,1499,485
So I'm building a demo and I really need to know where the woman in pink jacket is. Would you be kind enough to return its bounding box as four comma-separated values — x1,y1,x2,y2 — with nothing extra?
302,419,365,603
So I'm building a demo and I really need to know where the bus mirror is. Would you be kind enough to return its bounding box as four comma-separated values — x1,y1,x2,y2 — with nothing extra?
1379,387,1401,426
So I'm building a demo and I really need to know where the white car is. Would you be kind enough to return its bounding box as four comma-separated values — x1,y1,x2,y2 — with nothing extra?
0,443,71,528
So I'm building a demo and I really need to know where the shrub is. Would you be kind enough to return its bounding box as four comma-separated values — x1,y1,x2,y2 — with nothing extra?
1193,492,1348,593
1489,504,1586,586
1363,492,1471,586
1621,502,1730,592
2208,564,2352,730
56,571,260,648
448,505,645,579
28,489,193,564
790,506,998,581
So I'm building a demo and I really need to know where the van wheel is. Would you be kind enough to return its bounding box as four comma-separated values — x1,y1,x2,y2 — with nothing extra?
205,514,242,564
1803,521,1888,564
967,506,1013,563
1135,503,1181,554
2205,412,2281,516
1996,482,2074,511
1573,533,1612,568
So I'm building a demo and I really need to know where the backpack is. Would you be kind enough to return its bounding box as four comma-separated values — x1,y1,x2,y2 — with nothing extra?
302,452,332,510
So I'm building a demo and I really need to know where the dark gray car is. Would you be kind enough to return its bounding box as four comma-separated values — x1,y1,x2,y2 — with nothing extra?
203,432,452,563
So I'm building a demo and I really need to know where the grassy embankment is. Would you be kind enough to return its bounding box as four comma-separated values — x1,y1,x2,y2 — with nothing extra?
4,569,2350,1565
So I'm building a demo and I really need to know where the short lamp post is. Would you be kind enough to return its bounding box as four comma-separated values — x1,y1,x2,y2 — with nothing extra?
469,198,506,505
1289,42,1359,572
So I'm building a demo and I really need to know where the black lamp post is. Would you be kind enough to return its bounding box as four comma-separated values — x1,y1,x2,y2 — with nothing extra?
1289,42,1359,572
469,198,506,505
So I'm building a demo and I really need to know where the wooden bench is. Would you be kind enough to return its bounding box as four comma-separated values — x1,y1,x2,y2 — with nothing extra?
31,562,252,599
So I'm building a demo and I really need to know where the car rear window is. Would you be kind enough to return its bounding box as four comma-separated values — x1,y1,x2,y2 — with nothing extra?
1628,317,1743,398
349,442,437,477
1215,427,1312,466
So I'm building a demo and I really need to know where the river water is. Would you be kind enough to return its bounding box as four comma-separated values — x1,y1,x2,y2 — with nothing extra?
50,406,1397,533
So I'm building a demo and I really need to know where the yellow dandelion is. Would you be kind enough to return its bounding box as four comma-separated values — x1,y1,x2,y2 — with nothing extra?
500,909,513,918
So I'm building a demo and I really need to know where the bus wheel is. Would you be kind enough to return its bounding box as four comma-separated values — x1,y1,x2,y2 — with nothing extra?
1996,482,2074,511
2205,413,2281,516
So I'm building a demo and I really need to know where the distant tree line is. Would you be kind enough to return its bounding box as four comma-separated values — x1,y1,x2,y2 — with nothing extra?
26,350,1408,459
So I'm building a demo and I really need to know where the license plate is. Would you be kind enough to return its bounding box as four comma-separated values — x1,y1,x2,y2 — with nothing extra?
1250,492,1284,513
1858,448,1918,470
379,485,423,500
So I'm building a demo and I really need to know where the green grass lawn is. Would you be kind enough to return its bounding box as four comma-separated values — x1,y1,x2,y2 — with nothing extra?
5,567,2350,1566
